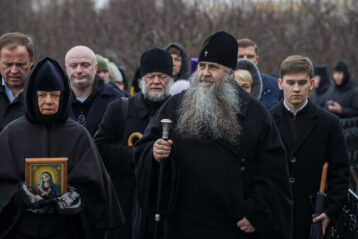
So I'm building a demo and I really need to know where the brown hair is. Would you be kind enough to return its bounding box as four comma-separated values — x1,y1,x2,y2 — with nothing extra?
280,55,314,79
237,38,258,54
167,46,181,57
0,32,34,59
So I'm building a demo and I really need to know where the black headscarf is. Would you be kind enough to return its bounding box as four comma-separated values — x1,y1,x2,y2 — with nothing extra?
334,59,351,89
314,66,331,94
24,57,72,126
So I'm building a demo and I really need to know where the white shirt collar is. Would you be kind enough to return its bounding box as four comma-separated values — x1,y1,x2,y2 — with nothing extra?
1,78,17,103
283,99,308,117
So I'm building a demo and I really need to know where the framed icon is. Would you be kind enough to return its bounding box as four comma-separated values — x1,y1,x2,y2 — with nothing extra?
25,157,68,199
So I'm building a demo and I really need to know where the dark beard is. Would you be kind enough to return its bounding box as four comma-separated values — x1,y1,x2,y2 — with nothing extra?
175,71,241,143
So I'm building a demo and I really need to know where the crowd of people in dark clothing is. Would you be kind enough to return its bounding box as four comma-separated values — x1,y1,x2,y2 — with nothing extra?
0,31,356,239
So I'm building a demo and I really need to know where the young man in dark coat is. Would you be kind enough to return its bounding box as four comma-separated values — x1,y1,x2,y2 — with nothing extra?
135,31,293,239
270,55,350,239
0,32,34,132
65,45,124,136
0,58,125,239
237,38,283,109
94,48,173,239
322,59,358,118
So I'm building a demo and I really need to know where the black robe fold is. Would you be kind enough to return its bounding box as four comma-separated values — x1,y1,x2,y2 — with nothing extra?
0,117,125,238
135,87,293,239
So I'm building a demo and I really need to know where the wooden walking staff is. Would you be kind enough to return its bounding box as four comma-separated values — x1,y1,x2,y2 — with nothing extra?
153,119,172,239
319,162,329,194
309,162,329,239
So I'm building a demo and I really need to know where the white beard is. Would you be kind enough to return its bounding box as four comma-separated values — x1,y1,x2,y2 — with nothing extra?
176,71,241,143
139,78,173,102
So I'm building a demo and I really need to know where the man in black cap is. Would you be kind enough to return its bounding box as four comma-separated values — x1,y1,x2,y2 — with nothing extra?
0,57,124,239
310,66,331,107
135,31,292,239
95,48,173,239
323,59,358,118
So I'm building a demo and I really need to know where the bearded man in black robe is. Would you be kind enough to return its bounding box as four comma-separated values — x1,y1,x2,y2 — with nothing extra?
135,31,293,239
0,57,124,239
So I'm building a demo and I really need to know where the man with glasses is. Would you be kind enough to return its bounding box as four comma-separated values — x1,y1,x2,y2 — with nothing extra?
0,32,34,132
95,48,173,239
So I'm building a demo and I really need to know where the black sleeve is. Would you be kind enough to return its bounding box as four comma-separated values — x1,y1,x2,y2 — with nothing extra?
244,111,293,239
94,99,133,173
324,117,350,223
339,92,358,118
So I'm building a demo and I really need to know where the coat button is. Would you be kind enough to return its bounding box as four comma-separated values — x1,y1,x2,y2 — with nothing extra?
241,166,246,171
289,177,295,183
241,158,246,164
290,157,296,163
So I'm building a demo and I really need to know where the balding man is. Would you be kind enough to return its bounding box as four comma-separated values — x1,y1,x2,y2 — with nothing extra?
65,45,124,136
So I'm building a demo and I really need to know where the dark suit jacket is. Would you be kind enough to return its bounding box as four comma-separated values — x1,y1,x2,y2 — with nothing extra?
0,86,24,132
260,73,282,109
270,100,349,239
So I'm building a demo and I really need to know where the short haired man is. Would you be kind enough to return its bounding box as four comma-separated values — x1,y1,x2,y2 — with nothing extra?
164,42,189,81
65,45,124,136
95,48,173,239
0,32,34,131
237,38,282,109
135,31,292,239
270,55,349,239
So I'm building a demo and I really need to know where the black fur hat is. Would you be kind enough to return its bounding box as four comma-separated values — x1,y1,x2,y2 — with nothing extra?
140,48,173,77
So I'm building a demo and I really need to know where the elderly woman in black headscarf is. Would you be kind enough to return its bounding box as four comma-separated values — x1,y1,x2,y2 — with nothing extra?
0,57,124,239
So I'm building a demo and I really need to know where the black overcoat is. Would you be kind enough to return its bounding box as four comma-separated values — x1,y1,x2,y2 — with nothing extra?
135,86,293,239
321,78,358,118
95,93,168,239
70,76,124,136
0,87,24,132
270,101,350,239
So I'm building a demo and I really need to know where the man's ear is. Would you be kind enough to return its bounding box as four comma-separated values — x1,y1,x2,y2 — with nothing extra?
95,63,98,72
278,78,283,90
310,78,315,90
255,55,260,65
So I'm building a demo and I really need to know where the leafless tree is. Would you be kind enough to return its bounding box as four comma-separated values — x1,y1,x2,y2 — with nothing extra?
1,0,357,83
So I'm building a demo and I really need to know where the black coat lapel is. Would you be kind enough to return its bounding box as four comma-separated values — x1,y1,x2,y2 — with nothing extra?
291,103,318,155
271,104,293,152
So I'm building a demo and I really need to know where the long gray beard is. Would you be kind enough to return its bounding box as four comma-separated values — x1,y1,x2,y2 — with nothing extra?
176,71,241,143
